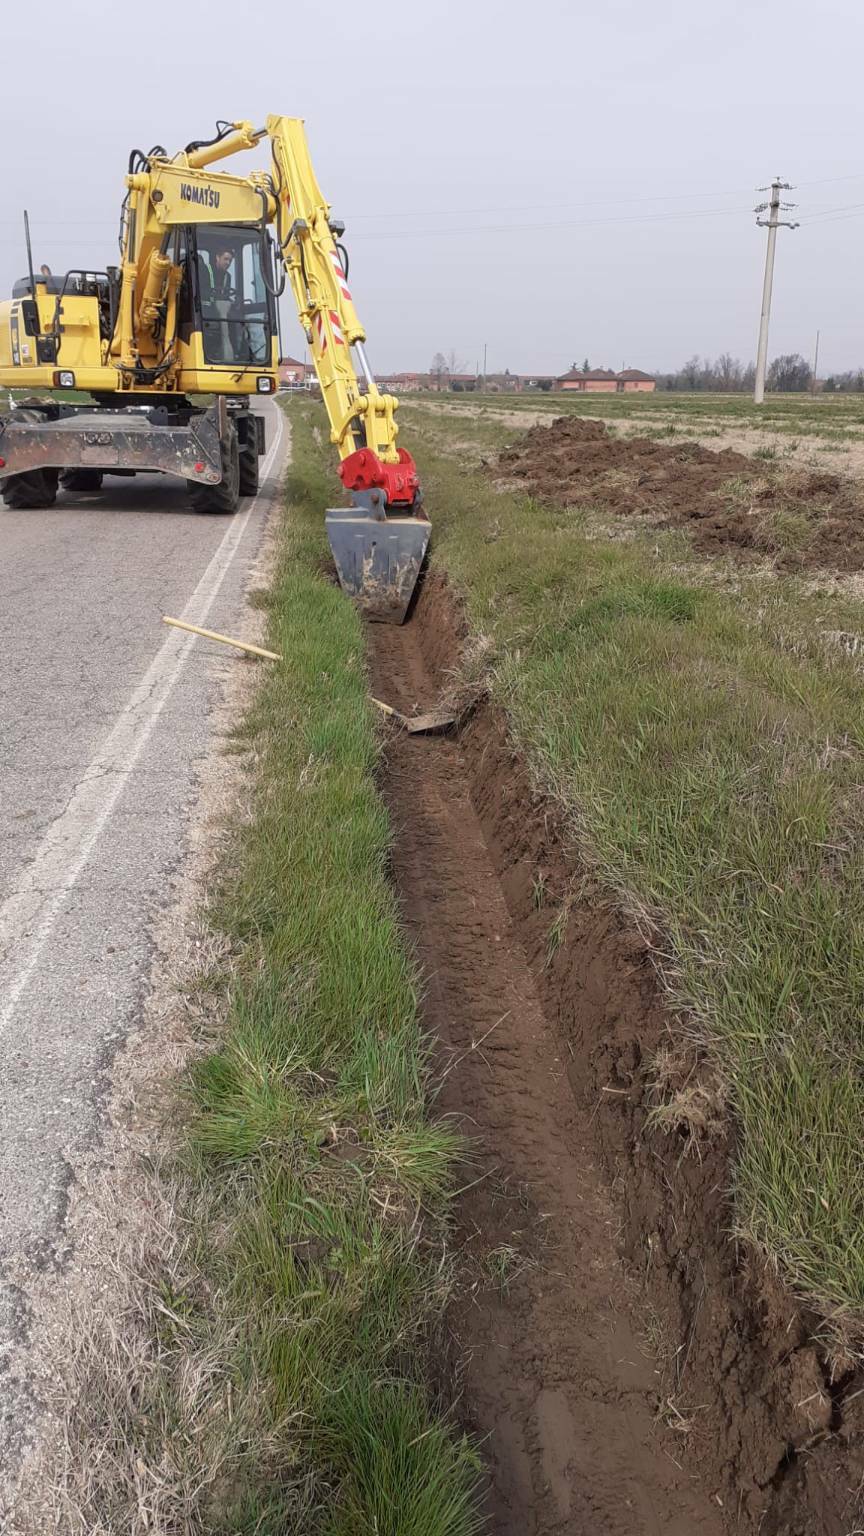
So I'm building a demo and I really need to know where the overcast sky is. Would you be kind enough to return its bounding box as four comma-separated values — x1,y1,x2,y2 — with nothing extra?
4,0,863,375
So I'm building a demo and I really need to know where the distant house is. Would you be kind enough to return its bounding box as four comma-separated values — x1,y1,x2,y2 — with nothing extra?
557,366,656,393
378,371,423,393
485,371,523,393
617,368,656,393
557,367,584,391
558,367,618,394
417,370,477,392
279,355,307,386
447,373,478,392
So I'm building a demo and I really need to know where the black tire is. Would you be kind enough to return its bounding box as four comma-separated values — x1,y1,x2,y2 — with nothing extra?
186,424,240,515
2,467,60,510
60,469,104,492
238,428,259,497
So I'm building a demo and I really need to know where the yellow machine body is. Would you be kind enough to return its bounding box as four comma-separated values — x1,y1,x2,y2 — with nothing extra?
0,116,428,620
0,118,384,419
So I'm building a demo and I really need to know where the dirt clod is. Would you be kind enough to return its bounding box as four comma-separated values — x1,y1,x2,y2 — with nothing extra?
495,415,864,572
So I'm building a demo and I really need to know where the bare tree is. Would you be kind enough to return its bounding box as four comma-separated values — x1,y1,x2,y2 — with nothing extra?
715,353,743,392
767,353,812,392
680,355,704,390
445,348,468,376
829,370,864,392
654,355,757,392
430,352,448,390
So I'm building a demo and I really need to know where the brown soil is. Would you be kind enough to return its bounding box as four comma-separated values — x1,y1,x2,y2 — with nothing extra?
366,570,864,1535
495,415,864,572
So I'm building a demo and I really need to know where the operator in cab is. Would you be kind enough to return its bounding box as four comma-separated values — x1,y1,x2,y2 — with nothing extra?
198,244,236,362
198,246,234,302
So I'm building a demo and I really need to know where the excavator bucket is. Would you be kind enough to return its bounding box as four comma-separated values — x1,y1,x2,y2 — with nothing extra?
326,503,431,624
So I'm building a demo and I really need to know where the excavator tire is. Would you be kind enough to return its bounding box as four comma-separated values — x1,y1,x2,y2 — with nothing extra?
60,469,104,492
1,408,60,510
238,430,259,497
2,467,60,510
186,423,240,515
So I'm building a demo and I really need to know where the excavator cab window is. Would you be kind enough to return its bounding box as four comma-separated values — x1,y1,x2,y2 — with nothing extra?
191,224,274,367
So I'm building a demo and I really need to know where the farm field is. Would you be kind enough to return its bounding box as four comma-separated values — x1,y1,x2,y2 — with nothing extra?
283,390,864,1536
410,389,864,480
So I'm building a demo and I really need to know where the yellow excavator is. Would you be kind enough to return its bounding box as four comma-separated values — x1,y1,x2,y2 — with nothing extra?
0,117,429,621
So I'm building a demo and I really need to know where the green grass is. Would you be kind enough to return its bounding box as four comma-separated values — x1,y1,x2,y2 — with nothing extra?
403,388,864,447
176,409,480,1532
290,394,864,1336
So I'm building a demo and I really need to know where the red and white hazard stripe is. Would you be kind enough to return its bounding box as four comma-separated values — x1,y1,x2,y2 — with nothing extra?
330,249,352,303
315,310,345,353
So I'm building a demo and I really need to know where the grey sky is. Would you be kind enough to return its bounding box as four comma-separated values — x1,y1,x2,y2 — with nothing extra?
4,0,863,375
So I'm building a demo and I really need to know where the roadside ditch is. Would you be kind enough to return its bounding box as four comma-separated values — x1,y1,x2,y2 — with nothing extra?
367,566,864,1536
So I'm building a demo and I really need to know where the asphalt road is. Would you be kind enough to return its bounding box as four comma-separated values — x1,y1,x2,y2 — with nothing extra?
0,398,287,1494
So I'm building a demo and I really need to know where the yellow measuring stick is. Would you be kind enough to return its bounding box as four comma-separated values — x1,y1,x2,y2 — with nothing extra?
162,616,282,662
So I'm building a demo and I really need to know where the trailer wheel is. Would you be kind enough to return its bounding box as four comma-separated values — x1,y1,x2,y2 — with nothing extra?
60,469,104,493
2,467,60,510
238,430,259,497
186,424,240,515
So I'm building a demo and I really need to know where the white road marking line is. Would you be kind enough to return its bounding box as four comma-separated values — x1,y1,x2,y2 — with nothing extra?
0,406,285,1034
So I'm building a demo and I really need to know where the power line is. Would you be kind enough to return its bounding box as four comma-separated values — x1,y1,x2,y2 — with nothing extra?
8,173,864,233
11,193,864,251
799,201,864,225
348,205,757,242
18,203,757,252
343,172,864,221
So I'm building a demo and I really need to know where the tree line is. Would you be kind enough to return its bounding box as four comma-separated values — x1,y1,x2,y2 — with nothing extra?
429,348,864,393
656,353,864,393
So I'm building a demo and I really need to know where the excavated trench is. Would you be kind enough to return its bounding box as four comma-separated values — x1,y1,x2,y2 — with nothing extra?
366,569,864,1536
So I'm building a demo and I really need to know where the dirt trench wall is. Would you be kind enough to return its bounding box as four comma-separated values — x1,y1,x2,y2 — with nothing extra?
399,567,864,1536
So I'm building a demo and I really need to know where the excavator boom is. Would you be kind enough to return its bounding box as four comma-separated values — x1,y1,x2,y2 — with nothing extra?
265,116,430,622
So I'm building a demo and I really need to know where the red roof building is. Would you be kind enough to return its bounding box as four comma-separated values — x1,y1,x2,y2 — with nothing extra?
278,355,307,386
558,367,618,393
557,366,656,394
617,368,656,392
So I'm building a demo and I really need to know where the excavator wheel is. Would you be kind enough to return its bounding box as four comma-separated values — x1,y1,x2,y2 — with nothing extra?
186,423,240,515
238,430,259,497
2,467,60,510
60,469,104,493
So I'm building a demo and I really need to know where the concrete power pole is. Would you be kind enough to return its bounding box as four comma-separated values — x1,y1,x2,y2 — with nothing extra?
753,178,798,404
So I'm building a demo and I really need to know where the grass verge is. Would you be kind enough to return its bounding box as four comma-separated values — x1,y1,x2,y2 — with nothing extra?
192,409,480,1530
292,393,864,1338
56,406,481,1535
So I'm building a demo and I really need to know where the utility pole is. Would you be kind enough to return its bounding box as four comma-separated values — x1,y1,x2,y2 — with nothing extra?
483,341,487,391
811,328,820,393
753,178,798,404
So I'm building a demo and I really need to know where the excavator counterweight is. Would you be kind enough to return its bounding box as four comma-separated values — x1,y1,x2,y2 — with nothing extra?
0,115,428,622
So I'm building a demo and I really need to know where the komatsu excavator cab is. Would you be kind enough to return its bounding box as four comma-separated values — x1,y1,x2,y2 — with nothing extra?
187,226,275,369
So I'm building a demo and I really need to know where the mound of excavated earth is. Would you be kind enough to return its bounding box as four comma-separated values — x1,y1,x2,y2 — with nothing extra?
496,415,864,573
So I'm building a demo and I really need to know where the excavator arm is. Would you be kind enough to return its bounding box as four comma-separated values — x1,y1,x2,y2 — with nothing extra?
266,116,419,505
